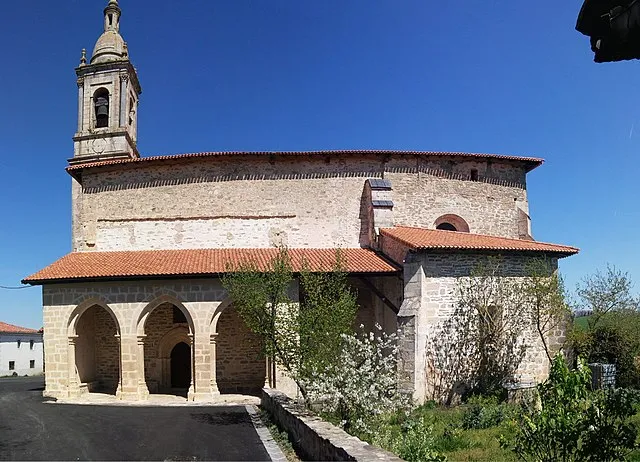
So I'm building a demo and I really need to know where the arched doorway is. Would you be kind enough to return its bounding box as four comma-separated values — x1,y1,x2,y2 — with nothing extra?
170,342,191,388
141,302,194,396
73,304,120,395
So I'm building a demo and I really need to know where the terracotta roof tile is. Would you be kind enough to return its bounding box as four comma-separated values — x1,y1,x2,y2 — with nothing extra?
22,248,399,284
0,322,39,334
380,227,579,257
66,150,544,174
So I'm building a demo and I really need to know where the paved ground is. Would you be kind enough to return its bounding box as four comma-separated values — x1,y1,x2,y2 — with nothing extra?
0,377,272,461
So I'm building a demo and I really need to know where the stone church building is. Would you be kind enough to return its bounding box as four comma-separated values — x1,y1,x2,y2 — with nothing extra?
24,1,578,402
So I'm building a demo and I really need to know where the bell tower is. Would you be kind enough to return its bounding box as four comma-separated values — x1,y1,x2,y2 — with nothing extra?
71,0,142,164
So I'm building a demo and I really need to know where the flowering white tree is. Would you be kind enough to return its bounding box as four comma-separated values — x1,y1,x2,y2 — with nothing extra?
306,324,409,436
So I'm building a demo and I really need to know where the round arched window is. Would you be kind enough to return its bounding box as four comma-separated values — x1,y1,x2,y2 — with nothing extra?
436,222,458,231
434,214,470,233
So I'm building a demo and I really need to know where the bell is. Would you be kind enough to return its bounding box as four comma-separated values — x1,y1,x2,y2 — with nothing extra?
95,97,109,117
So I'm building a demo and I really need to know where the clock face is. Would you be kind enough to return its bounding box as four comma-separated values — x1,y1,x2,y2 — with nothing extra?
92,138,107,154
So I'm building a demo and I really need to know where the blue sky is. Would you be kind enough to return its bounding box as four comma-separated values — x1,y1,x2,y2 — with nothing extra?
1,0,638,329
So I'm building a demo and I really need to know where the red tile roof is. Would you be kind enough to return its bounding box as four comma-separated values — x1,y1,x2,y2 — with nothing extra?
0,322,39,334
66,150,544,175
381,227,579,257
22,248,399,284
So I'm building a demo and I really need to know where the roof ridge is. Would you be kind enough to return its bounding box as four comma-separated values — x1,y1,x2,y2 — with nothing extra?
66,150,545,173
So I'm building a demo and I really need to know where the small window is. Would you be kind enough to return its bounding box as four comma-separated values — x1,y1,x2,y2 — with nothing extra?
470,169,479,181
30,360,35,369
30,340,34,350
173,307,187,324
8,361,15,371
436,222,457,232
17,340,21,348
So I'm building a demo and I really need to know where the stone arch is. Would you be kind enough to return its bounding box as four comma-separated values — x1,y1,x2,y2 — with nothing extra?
155,327,191,392
136,294,195,336
67,298,121,395
68,297,121,337
434,214,470,233
208,297,233,335
137,295,194,396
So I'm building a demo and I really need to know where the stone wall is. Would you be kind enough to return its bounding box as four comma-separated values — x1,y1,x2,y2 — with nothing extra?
73,154,529,251
399,251,563,402
387,157,528,239
261,388,403,462
74,305,119,392
216,305,265,393
94,306,119,391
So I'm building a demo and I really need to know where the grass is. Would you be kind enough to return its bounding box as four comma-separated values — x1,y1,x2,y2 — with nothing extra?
358,402,517,461
415,405,517,462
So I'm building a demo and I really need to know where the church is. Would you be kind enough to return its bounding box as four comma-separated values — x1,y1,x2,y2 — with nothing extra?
24,0,578,402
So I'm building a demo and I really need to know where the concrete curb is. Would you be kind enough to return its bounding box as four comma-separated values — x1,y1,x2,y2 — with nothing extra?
246,404,288,462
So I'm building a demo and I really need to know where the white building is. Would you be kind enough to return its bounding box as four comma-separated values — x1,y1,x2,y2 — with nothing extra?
0,322,44,376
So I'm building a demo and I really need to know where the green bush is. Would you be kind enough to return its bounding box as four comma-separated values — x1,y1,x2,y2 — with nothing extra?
372,413,447,462
503,355,640,462
461,395,513,430
571,311,640,389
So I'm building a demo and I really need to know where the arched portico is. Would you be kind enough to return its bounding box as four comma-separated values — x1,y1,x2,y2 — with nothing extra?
67,298,122,397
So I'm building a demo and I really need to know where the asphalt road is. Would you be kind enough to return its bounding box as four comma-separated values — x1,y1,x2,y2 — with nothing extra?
0,376,271,461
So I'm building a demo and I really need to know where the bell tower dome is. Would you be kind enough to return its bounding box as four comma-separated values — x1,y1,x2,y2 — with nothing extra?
71,0,142,164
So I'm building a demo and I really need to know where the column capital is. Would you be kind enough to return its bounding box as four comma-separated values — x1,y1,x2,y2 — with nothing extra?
76,77,84,88
120,73,130,82
209,333,219,344
67,335,79,345
136,334,147,345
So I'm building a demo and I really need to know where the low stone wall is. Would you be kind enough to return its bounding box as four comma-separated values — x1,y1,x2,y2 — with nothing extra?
261,388,403,461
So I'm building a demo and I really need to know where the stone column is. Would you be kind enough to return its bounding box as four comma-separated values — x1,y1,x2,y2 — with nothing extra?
116,333,142,400
115,333,122,397
77,78,84,132
187,333,196,401
119,74,128,127
136,335,150,399
67,335,80,398
210,333,220,395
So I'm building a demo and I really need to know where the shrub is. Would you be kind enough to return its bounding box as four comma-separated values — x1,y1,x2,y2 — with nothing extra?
372,414,447,462
571,311,640,389
462,395,513,430
306,325,409,436
503,355,640,462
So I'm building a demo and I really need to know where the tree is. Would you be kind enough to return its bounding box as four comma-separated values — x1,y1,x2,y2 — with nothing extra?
426,257,530,402
576,265,639,330
221,248,358,403
426,257,570,402
306,324,409,436
523,259,570,363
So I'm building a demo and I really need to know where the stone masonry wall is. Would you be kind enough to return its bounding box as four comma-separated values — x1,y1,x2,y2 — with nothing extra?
407,252,562,402
216,305,265,393
73,154,529,251
387,158,528,238
94,306,119,391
